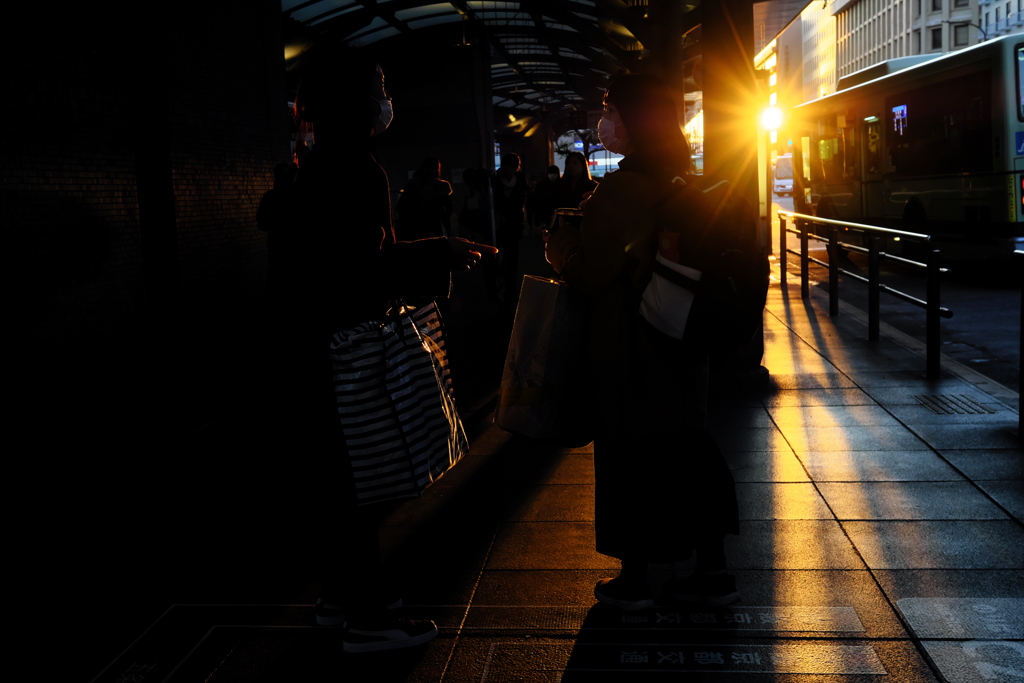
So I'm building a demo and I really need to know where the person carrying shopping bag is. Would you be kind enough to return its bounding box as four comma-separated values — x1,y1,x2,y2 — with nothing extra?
263,46,496,652
544,72,740,609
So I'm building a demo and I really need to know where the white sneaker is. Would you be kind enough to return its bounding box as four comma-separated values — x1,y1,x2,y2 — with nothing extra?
343,617,438,653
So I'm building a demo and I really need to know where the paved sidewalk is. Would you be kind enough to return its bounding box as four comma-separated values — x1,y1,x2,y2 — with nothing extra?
89,246,1023,683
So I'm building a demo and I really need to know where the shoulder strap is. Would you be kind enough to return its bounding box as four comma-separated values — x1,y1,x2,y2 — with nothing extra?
650,173,694,211
650,255,700,292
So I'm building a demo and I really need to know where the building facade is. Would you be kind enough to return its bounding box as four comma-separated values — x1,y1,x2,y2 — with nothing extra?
833,0,1022,82
803,1,838,99
772,0,1022,110
834,0,915,78
979,0,1024,38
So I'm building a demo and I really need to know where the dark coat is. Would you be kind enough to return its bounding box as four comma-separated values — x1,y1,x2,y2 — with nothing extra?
546,152,690,431
545,148,738,561
260,147,453,449
530,176,559,228
491,170,528,233
396,176,453,241
268,147,451,335
552,175,598,210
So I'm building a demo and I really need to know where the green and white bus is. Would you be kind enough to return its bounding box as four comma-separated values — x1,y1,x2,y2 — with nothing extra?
789,34,1024,259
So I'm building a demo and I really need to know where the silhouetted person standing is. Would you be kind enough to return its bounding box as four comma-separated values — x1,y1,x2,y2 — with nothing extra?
491,153,527,307
545,73,739,610
531,164,560,231
263,47,496,653
553,151,598,210
456,167,488,240
396,156,453,241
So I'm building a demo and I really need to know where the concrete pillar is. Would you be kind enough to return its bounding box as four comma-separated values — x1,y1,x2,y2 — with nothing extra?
702,0,759,210
701,0,768,380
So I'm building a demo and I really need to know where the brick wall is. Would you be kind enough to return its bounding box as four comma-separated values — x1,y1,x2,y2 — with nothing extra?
6,1,289,440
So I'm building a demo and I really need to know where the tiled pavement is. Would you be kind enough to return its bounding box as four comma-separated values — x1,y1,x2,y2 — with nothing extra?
87,237,1023,682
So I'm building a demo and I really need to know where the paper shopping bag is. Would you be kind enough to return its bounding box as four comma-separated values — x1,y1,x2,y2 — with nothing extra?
495,275,591,445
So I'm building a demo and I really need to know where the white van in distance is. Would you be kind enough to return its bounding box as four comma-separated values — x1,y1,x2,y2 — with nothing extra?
773,153,793,196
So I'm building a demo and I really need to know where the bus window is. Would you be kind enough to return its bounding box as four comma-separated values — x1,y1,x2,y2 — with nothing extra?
818,137,840,181
892,104,908,135
811,115,856,182
841,127,857,179
865,119,882,177
886,72,991,175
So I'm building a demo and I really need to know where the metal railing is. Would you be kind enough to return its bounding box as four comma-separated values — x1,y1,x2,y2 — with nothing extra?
778,211,952,379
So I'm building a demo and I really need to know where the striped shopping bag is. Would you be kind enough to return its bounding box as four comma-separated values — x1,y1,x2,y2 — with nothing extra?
329,301,469,506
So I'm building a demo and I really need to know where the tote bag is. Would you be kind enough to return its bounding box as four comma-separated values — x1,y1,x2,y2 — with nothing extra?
329,301,469,506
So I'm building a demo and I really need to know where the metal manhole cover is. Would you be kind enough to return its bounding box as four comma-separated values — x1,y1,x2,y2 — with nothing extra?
913,394,999,415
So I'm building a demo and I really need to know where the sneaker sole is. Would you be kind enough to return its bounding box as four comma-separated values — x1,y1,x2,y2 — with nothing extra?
315,613,347,627
343,625,438,653
594,586,655,612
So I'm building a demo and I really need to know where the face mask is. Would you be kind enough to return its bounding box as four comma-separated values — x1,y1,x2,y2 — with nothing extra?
372,98,394,135
598,116,629,155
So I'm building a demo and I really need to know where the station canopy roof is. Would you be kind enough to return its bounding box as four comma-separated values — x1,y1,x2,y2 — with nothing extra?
281,0,807,116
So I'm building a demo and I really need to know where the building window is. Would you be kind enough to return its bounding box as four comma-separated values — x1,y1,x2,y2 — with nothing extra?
954,23,970,45
913,29,922,53
954,0,968,6
931,0,942,11
931,26,943,50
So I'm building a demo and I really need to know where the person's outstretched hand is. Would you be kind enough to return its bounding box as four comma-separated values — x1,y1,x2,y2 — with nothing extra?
448,236,498,270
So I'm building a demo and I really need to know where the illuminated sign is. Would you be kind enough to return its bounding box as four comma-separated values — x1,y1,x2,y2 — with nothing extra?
892,104,908,135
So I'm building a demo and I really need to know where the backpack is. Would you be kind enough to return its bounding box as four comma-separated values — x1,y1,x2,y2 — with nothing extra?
639,174,770,356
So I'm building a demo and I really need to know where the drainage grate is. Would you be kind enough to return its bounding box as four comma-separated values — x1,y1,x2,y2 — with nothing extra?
913,394,999,415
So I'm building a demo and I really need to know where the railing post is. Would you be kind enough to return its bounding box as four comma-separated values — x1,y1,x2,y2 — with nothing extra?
800,220,809,300
779,213,787,287
868,236,880,341
926,248,941,379
829,226,840,316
